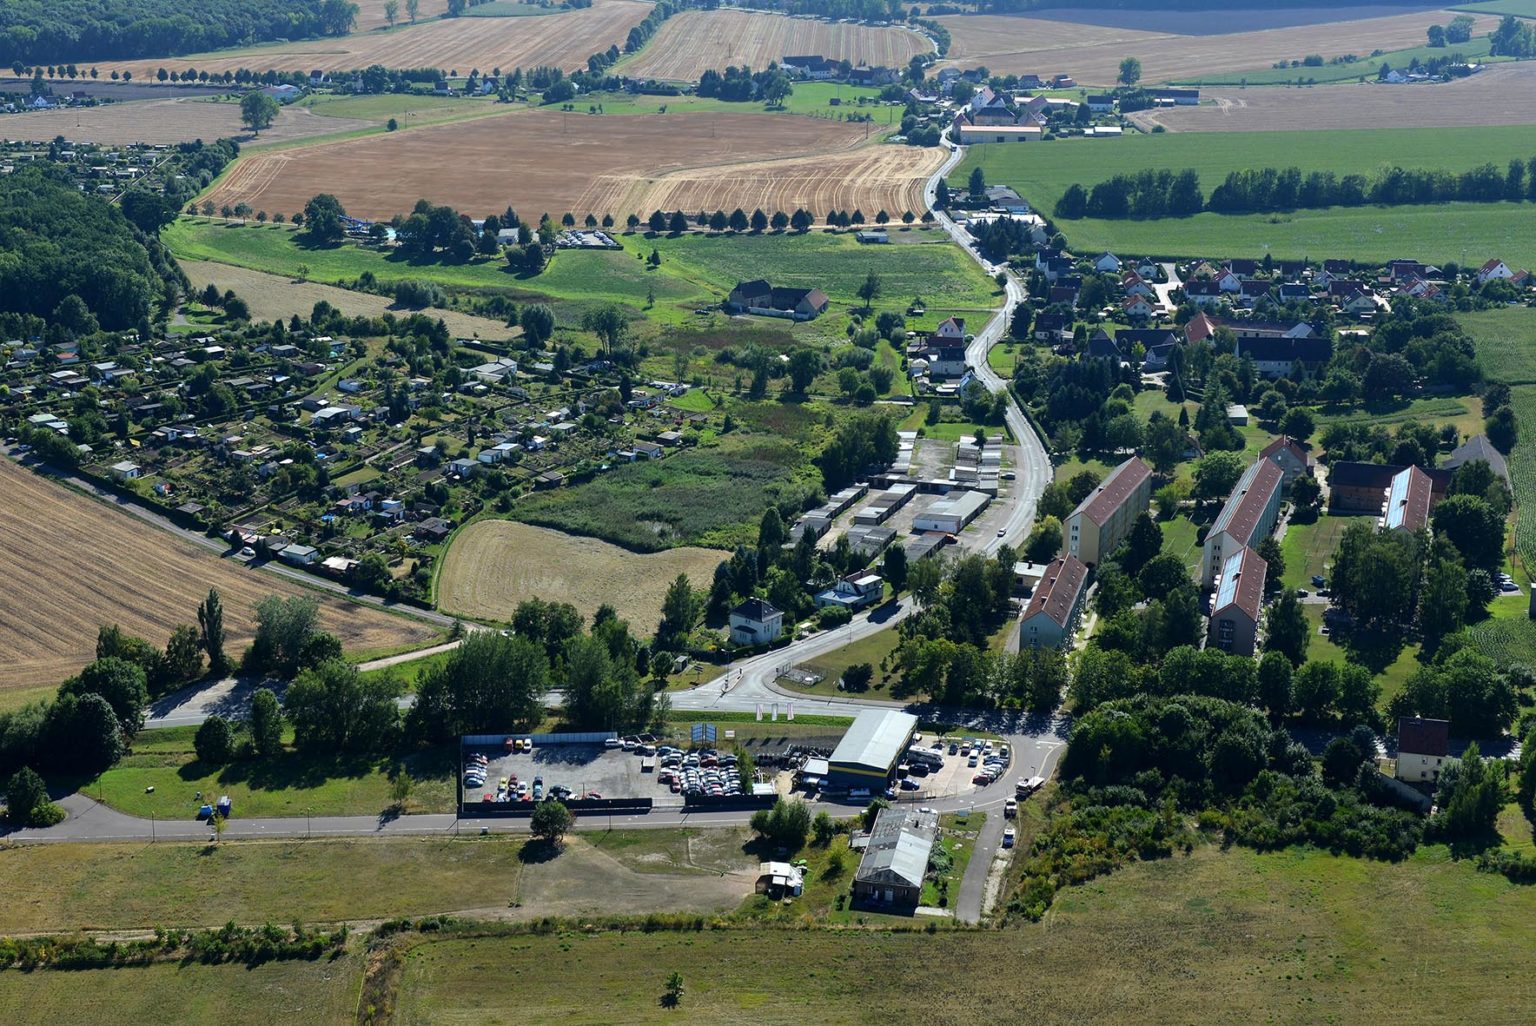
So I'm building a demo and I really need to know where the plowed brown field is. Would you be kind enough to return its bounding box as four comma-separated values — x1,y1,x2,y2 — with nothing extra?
1132,62,1536,131
0,458,437,691
619,9,932,81
936,8,1500,84
94,0,649,79
202,108,896,221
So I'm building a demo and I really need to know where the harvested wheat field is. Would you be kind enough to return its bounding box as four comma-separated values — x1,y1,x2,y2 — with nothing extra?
620,9,932,81
177,259,516,339
203,108,877,221
1133,63,1536,131
936,8,1499,83
590,144,944,223
437,521,722,633
0,97,368,147
93,0,648,80
0,459,437,691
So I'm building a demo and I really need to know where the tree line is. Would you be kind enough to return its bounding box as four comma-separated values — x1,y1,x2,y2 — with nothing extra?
1054,159,1536,219
0,0,358,66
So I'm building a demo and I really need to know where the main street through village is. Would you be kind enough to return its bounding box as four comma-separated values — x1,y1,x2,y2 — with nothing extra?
7,142,1067,922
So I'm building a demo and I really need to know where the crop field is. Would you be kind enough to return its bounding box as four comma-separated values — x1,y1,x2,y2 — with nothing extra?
0,96,370,146
201,108,877,222
594,145,943,231
0,458,436,692
0,957,361,1026
93,0,650,79
1453,0,1536,15
956,125,1536,264
176,258,516,340
620,10,931,81
1507,387,1536,573
1187,36,1499,87
389,844,1536,1026
1136,62,1536,132
935,7,1499,84
437,520,723,631
1461,306,1536,386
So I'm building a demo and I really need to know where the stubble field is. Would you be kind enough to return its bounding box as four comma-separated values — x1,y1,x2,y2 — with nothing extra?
0,97,370,146
1133,62,1536,131
936,7,1499,84
618,9,932,81
437,520,722,632
0,458,436,691
201,108,894,222
90,0,650,79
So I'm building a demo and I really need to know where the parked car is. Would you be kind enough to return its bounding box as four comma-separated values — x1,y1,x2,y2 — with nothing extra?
900,778,921,790
1311,575,1326,587
1002,827,1016,848
1004,799,1018,818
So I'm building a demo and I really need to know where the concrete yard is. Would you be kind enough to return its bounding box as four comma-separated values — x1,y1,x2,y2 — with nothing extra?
468,743,683,808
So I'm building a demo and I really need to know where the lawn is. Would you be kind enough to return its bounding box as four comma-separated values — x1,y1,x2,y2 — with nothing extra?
1158,513,1203,577
1461,305,1536,385
0,956,361,1026
85,726,457,820
1276,513,1357,590
1303,604,1422,705
953,125,1536,264
579,82,895,122
790,627,905,697
1312,394,1485,438
388,843,1536,1026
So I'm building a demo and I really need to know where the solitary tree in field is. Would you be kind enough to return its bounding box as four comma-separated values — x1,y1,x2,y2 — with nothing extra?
384,0,399,27
530,799,573,845
1118,56,1142,87
662,971,685,1008
240,90,279,135
406,0,420,22
857,271,882,311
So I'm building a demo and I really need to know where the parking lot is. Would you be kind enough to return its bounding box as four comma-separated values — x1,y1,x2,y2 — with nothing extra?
894,735,1010,801
462,738,758,809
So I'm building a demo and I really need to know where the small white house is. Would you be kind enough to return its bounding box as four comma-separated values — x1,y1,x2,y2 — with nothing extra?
729,598,783,646
110,461,142,481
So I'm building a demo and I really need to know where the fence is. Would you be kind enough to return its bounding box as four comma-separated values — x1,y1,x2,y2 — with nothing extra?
461,731,618,748
461,796,654,818
682,792,778,810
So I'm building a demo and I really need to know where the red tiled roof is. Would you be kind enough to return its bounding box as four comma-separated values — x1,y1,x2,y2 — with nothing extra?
1211,460,1283,548
1071,456,1151,526
1260,435,1310,467
1023,554,1089,627
1212,545,1267,620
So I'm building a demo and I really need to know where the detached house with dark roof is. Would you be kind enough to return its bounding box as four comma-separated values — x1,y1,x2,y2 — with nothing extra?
1396,717,1451,783
1064,456,1152,564
729,597,783,646
1259,435,1312,486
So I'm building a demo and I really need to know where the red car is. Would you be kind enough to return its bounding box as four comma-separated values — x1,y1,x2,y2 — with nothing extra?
973,773,991,785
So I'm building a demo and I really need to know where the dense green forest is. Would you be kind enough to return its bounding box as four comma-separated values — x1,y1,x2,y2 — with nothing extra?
0,0,357,67
0,167,177,332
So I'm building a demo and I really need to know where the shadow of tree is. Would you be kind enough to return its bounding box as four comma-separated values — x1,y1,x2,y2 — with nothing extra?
518,837,563,864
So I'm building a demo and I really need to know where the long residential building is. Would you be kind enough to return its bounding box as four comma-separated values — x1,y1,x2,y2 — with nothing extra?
1207,546,1267,657
1381,465,1434,533
1018,554,1089,649
1201,459,1284,587
1064,456,1152,565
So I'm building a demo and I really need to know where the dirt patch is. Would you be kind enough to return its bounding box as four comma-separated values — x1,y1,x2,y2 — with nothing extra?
936,8,1500,84
177,258,516,340
0,97,369,146
91,0,651,79
504,836,754,918
202,107,878,222
621,9,932,81
0,458,436,692
437,520,723,634
1133,62,1536,131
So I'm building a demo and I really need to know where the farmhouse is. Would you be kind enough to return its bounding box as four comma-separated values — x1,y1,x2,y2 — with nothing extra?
729,597,783,646
828,709,918,791
726,280,830,321
1441,434,1508,483
1476,258,1514,285
1064,456,1153,565
852,806,937,909
1329,462,1451,514
1396,716,1451,783
1201,460,1284,588
1207,546,1266,658
1234,334,1332,379
1019,554,1089,649
955,124,1041,144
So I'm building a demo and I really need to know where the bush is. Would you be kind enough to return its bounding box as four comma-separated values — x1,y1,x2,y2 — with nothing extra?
817,606,853,629
393,279,445,308
194,715,237,764
749,798,811,851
